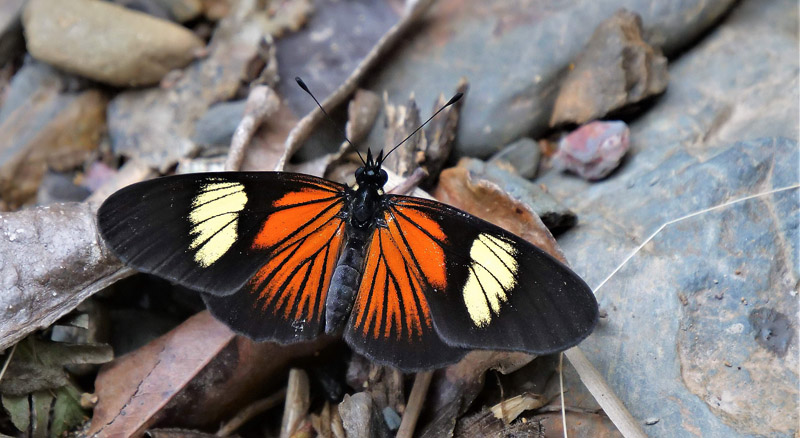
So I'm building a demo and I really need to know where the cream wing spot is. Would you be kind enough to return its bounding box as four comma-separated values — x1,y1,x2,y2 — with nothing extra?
188,181,247,267
462,233,519,327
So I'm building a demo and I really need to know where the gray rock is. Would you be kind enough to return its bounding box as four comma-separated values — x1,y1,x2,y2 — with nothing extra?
191,99,247,149
35,171,91,205
488,137,541,179
358,0,737,158
112,0,171,20
339,392,391,438
550,9,668,126
275,0,399,161
0,72,107,208
0,60,63,126
107,1,265,171
23,0,204,87
121,0,203,22
157,0,203,22
536,1,799,436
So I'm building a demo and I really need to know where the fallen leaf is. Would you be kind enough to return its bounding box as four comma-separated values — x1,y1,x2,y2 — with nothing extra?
90,311,335,437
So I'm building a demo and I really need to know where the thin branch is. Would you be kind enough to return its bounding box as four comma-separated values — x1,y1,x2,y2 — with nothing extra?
225,85,280,171
216,387,287,436
396,370,433,438
0,342,18,385
564,347,647,438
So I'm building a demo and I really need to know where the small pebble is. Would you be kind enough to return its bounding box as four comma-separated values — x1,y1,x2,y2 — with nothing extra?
382,407,402,431
554,120,630,180
645,417,660,425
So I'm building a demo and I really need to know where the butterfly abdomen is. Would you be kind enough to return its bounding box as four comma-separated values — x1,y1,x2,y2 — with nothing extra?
324,229,370,335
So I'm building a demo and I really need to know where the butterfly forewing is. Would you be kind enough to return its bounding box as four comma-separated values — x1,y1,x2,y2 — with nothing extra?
203,183,348,342
376,195,599,356
97,172,347,296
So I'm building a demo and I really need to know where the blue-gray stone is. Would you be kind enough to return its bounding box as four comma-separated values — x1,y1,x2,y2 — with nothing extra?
536,0,799,436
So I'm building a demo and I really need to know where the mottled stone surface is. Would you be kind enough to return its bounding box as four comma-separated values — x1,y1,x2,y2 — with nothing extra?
275,0,400,161
536,1,799,436
0,203,127,351
0,63,107,208
358,0,737,157
107,0,265,171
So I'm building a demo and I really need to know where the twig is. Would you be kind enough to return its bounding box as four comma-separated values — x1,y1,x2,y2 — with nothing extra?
564,347,646,438
216,387,287,436
277,0,437,170
387,167,428,195
280,369,310,438
225,85,280,171
396,370,433,438
0,342,18,385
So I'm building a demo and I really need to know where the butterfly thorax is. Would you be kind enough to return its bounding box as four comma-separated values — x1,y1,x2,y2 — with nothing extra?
348,161,388,228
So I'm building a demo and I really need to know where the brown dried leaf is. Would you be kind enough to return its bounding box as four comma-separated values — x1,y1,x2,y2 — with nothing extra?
89,312,335,437
382,95,424,177
433,158,573,254
421,81,468,186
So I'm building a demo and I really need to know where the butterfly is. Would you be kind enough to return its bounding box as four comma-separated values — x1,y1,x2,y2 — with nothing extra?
97,85,598,372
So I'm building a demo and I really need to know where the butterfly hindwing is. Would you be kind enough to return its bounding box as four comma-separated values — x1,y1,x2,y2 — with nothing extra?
343,200,468,370
97,172,347,298
360,195,599,359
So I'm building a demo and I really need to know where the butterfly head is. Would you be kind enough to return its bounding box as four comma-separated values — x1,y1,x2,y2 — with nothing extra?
356,149,388,190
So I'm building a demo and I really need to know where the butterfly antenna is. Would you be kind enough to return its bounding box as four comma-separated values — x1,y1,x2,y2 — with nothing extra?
380,92,463,165
295,77,365,165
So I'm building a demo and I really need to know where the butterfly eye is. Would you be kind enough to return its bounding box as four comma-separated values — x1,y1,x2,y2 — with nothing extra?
355,167,364,181
379,169,388,185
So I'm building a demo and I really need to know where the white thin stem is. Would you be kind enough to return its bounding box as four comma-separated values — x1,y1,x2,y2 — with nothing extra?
560,353,568,438
593,184,800,293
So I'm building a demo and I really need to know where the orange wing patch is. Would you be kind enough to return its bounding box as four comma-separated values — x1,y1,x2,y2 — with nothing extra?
352,204,447,341
253,187,342,250
248,188,345,325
